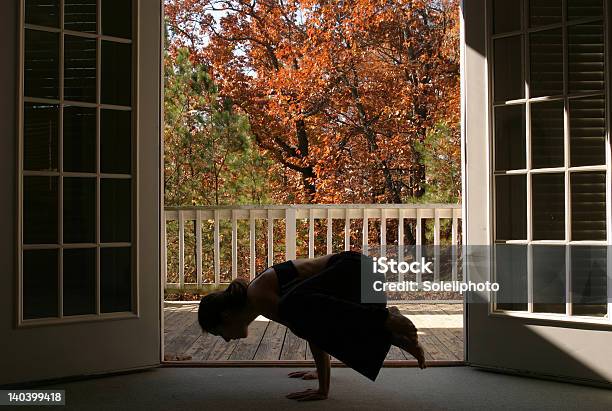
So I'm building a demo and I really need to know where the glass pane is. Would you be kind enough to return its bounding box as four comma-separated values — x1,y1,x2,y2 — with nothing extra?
63,106,96,172
531,100,564,168
64,35,97,102
23,249,58,319
24,103,59,171
63,177,96,243
571,172,606,241
530,29,563,97
101,179,131,242
101,109,131,174
495,175,527,240
493,0,521,34
529,0,561,27
568,22,605,94
101,41,132,106
63,248,96,316
495,244,528,311
571,246,607,317
24,176,58,244
494,104,525,171
532,173,565,240
101,247,132,313
25,0,60,28
570,97,605,167
533,245,566,313
64,0,97,33
494,36,524,102
567,0,603,21
101,0,132,39
25,29,59,99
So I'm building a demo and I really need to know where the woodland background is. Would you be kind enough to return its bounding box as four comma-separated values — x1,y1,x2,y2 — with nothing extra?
162,0,461,297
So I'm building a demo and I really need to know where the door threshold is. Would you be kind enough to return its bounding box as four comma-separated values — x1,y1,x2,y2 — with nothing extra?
161,360,465,367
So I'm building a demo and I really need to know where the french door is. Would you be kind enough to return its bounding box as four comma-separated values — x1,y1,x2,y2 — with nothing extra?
462,0,612,385
0,0,162,385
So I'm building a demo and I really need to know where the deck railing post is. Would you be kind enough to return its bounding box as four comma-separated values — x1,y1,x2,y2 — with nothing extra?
285,207,297,260
362,207,369,255
196,210,202,288
178,210,185,289
308,208,315,258
249,210,256,281
231,209,238,280
213,209,220,286
344,208,351,251
267,209,274,267
434,208,440,283
398,208,405,282
326,208,333,254
452,210,458,281
416,208,422,285
380,208,386,256
163,213,167,289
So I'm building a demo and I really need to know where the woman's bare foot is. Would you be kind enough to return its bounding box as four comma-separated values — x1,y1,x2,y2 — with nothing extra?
391,333,427,369
386,306,427,369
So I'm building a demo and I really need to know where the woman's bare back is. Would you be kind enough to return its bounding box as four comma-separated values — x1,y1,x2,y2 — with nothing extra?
247,253,337,322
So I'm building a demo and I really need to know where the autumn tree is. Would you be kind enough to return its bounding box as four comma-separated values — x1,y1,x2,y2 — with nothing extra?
165,0,460,205
164,45,274,206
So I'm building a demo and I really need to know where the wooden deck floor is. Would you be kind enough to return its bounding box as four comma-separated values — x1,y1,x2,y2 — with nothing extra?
164,303,464,362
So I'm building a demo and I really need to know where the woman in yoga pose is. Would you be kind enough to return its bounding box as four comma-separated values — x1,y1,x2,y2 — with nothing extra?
198,250,426,401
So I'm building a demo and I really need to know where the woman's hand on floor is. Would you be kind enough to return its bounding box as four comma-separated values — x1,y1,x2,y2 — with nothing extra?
286,388,328,401
287,370,318,380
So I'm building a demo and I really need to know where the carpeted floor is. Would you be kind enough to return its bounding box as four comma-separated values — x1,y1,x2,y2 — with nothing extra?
17,367,612,410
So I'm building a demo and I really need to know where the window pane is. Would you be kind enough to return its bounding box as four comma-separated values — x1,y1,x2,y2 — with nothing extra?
568,22,605,94
101,179,131,242
495,244,528,311
63,248,96,316
101,247,132,313
63,177,96,243
570,97,605,167
25,0,60,28
532,173,565,240
533,245,566,313
494,104,526,171
101,41,132,106
493,0,521,34
24,103,59,171
495,175,527,240
494,36,524,102
25,29,59,99
571,246,607,317
63,106,96,172
23,249,58,319
571,172,606,241
531,100,564,168
24,176,58,244
64,35,97,103
529,0,562,28
64,0,97,33
567,0,603,21
101,0,132,39
101,109,131,174
530,29,563,97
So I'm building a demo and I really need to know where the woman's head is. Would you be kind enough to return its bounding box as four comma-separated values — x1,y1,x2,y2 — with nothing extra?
198,278,249,341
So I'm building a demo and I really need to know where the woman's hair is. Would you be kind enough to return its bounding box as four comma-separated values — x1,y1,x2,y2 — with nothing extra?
198,278,248,332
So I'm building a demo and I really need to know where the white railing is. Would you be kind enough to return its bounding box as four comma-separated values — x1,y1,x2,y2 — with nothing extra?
163,204,462,289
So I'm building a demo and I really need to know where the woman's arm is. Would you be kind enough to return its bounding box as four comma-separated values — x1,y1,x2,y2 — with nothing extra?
310,342,330,395
286,342,330,401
